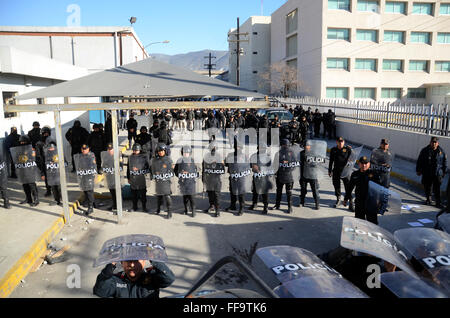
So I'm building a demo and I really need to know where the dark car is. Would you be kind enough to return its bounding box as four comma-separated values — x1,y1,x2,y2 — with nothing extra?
256,108,293,124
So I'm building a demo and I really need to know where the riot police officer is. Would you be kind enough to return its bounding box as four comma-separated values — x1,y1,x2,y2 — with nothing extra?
416,137,448,207
126,113,138,147
0,141,11,209
298,115,309,147
272,139,300,214
370,139,394,189
43,141,62,206
127,143,150,213
205,112,219,142
35,126,53,197
300,142,322,210
75,144,98,215
202,141,225,217
102,143,123,212
27,121,41,148
174,146,198,217
88,123,107,174
66,120,90,172
312,109,323,138
135,126,152,148
329,137,353,209
150,144,175,219
5,127,20,178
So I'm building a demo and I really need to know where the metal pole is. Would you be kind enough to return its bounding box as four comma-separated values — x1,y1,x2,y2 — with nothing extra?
54,110,71,224
111,110,123,224
236,17,240,86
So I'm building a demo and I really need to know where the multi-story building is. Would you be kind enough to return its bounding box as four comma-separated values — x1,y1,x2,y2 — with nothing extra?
228,16,271,94
266,0,450,104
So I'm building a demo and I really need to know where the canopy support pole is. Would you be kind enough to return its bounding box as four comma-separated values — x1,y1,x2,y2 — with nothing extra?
54,110,71,225
111,110,123,224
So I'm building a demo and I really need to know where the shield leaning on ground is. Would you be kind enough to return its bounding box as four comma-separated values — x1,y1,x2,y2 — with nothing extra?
340,217,418,278
44,146,61,186
175,157,200,195
151,157,174,195
256,246,368,298
128,154,150,190
366,181,402,215
202,152,225,192
394,228,450,292
303,140,327,180
226,152,252,195
0,140,8,190
74,153,97,191
437,213,450,234
10,145,41,185
101,151,124,190
341,146,363,179
93,234,168,268
250,150,277,195
380,272,449,298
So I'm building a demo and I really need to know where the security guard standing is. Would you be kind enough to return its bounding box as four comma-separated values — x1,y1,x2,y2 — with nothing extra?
27,121,41,148
174,146,198,217
127,144,150,213
416,137,447,207
347,156,381,225
299,143,321,210
370,139,394,189
329,137,353,209
126,113,138,147
0,145,11,209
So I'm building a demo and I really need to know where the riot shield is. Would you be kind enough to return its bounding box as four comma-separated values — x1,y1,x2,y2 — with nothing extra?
370,149,394,187
0,140,8,190
175,157,200,195
226,152,252,195
101,151,123,190
44,146,62,186
394,228,450,291
303,140,327,180
94,234,168,268
250,151,276,195
437,213,450,234
256,246,367,298
10,145,40,184
366,181,402,215
151,157,174,195
142,141,153,159
341,146,363,179
202,152,225,192
128,154,150,190
74,153,97,191
340,217,418,278
380,272,449,298
274,145,301,184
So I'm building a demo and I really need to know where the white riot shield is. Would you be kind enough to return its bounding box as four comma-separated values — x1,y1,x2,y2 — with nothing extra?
341,146,363,179
380,272,449,298
101,151,123,190
340,217,418,278
74,153,97,191
303,140,327,180
256,246,368,298
10,145,40,184
394,228,450,291
94,234,168,268
366,181,402,215
44,146,62,186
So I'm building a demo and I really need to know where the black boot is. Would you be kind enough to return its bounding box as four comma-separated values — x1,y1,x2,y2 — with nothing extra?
225,205,236,212
248,203,256,211
262,204,268,215
191,203,196,218
167,210,172,219
45,189,52,197
4,199,11,209
86,204,94,216
215,208,220,217
315,201,320,210
271,203,281,210
300,197,305,207
348,200,354,212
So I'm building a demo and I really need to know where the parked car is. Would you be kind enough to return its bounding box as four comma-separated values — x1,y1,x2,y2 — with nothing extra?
256,108,293,124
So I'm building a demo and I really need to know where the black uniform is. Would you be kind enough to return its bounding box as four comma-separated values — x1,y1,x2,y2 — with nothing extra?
126,116,138,145
300,149,320,209
249,148,274,214
202,149,224,217
127,153,150,212
87,128,106,173
27,127,41,149
416,145,447,206
93,262,175,298
150,154,174,219
312,111,323,138
274,144,300,213
347,169,381,224
329,146,352,205
174,155,198,217
298,119,309,147
65,121,90,171
324,110,336,139
225,148,251,216
0,151,11,209
5,128,20,178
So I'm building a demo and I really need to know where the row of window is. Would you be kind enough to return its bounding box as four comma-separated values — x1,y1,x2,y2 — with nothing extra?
328,28,450,44
327,58,450,72
326,87,427,99
328,0,450,16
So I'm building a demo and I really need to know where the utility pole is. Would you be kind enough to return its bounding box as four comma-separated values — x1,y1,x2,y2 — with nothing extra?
227,17,249,87
204,52,216,77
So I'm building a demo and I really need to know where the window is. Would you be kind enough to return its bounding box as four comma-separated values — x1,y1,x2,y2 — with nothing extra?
328,28,350,40
381,88,402,99
355,59,377,71
286,9,298,34
355,88,376,99
440,3,450,15
326,87,349,99
328,0,351,11
3,91,18,118
383,59,403,71
409,60,428,71
385,1,406,14
410,32,431,44
357,0,379,12
407,88,426,98
432,86,450,95
356,29,378,42
412,3,433,15
253,52,258,54
253,32,258,35
435,61,450,72
327,58,349,70
286,34,298,57
384,31,404,43
437,33,450,44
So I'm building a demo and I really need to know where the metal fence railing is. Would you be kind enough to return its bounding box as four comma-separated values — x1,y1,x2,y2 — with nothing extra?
270,96,450,137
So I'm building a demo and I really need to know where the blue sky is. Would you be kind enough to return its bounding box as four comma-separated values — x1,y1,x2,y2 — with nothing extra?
0,0,287,55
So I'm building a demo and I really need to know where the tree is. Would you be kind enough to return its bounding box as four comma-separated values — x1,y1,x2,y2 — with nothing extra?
258,61,304,97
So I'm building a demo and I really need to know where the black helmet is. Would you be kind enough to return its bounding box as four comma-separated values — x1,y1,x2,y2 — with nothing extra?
19,135,31,144
156,144,167,156
42,126,51,136
32,121,40,127
140,126,147,132
47,140,57,148
132,143,141,152
181,145,192,155
281,139,290,147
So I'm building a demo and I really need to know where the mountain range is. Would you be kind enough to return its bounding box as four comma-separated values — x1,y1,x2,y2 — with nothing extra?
150,50,229,72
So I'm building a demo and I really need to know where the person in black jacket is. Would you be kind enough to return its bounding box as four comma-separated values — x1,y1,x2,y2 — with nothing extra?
347,156,381,225
135,126,152,148
126,113,138,147
88,124,107,173
416,137,448,207
93,259,175,298
312,109,323,138
35,126,53,197
65,120,90,172
27,121,41,149
5,127,20,178
329,137,353,210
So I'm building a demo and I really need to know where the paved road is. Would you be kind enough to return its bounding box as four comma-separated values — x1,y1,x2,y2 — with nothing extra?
9,129,442,298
